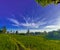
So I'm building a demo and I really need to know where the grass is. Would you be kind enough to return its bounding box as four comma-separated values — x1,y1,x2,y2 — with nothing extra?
0,34,16,50
0,34,27,50
11,34,60,50
0,34,60,50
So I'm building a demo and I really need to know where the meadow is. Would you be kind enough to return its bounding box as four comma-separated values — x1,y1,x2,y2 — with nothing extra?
0,34,60,50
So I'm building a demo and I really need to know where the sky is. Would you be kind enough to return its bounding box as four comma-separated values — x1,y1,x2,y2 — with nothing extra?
0,0,60,32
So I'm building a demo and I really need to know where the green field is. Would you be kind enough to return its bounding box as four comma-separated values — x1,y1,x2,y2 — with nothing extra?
0,34,60,50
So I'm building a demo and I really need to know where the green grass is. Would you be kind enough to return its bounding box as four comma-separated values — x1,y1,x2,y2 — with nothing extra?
11,34,60,50
0,34,16,50
0,34,27,50
0,34,60,50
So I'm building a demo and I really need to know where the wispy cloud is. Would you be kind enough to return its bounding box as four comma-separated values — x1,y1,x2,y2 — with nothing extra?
8,18,20,26
8,15,60,32
44,16,60,31
8,17,46,28
7,16,60,32
45,25,60,29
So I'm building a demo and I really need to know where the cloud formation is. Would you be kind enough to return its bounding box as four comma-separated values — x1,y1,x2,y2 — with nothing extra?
44,16,60,31
8,18,20,26
8,17,46,28
7,15,60,32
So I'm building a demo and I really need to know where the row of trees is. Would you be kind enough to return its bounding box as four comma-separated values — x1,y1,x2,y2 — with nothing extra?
0,26,60,39
0,26,47,36
0,26,30,35
46,29,60,39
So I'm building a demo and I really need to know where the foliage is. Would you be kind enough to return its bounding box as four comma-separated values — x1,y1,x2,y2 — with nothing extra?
0,33,60,50
0,27,60,50
16,31,18,34
36,0,60,6
0,34,16,50
26,29,30,35
46,30,60,40
2,26,7,33
0,34,27,50
11,34,60,50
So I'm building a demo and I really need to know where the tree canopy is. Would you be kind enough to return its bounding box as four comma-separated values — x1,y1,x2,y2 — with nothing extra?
36,0,60,6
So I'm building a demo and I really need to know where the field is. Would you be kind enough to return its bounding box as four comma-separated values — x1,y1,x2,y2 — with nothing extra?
0,34,60,50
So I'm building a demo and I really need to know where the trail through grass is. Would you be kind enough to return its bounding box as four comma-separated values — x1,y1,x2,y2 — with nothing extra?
1,34,60,50
0,34,29,50
6,34,28,50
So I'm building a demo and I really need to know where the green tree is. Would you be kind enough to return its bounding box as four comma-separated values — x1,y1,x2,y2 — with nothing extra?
2,26,7,33
26,29,30,35
16,31,18,34
36,0,60,6
0,30,3,33
44,31,47,35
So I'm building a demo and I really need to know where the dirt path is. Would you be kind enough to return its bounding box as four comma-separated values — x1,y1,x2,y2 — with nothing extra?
16,42,25,50
12,38,26,50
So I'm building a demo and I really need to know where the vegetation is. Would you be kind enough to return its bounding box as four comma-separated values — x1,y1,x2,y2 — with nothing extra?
36,0,60,6
0,27,60,50
0,26,7,33
0,34,16,50
12,35,60,50
0,34,60,50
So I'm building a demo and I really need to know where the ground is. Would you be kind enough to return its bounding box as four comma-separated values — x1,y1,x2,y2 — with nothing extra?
0,34,60,50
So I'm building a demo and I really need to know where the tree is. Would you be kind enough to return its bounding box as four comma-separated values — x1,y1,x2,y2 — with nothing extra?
26,29,30,35
16,31,18,34
36,0,60,6
0,30,3,33
44,31,47,34
2,26,7,33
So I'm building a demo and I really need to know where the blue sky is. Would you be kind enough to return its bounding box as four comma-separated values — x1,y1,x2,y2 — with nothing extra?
0,0,60,32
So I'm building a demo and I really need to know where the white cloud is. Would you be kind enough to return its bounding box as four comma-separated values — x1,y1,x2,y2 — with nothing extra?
8,17,60,33
43,16,60,32
20,21,46,28
45,25,60,29
8,16,60,32
12,24,20,27
8,18,46,28
8,18,20,25
44,25,60,32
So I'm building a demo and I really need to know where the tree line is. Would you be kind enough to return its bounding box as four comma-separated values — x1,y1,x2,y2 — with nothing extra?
0,26,30,35
0,26,7,33
0,26,60,39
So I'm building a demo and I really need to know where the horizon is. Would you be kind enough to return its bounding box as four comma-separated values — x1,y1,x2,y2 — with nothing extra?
7,29,59,33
